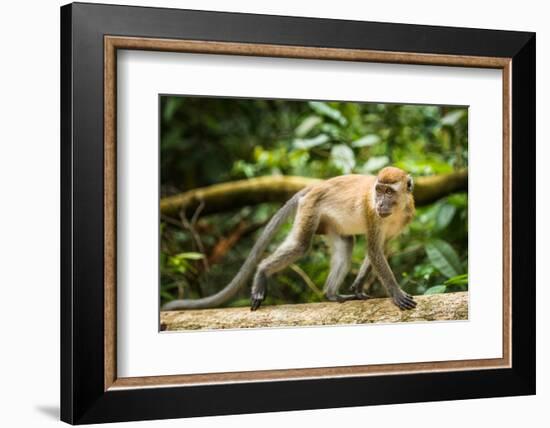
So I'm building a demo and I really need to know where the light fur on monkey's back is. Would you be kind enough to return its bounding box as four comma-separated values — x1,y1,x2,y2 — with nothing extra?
298,174,413,238
298,175,373,236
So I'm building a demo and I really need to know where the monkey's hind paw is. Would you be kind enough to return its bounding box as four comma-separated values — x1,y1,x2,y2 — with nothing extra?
250,292,265,311
326,293,371,303
393,293,417,310
354,292,372,300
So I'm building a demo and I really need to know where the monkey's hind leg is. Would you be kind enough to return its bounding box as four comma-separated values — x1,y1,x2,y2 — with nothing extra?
324,234,363,303
251,198,319,311
251,230,315,311
348,256,373,300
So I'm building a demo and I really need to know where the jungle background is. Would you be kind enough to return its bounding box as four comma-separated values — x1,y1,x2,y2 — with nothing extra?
160,96,468,308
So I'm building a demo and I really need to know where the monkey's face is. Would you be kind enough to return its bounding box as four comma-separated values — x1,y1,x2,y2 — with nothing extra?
374,167,414,218
375,182,399,218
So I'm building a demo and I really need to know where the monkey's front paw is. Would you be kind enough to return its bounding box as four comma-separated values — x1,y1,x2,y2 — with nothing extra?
392,292,417,310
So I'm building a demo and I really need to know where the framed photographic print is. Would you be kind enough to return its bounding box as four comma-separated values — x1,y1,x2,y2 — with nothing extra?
60,2,535,424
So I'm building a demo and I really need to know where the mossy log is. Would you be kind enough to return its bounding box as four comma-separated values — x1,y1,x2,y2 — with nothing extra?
160,171,467,217
160,291,468,331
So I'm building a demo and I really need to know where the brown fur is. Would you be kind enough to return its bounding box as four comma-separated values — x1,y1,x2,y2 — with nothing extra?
377,166,409,184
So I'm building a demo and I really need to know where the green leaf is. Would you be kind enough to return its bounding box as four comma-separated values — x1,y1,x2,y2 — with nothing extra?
441,110,465,126
308,101,348,126
447,193,468,208
436,204,456,230
161,290,175,301
331,144,355,173
319,123,343,139
425,239,462,278
444,273,468,286
162,282,182,290
295,115,322,137
360,155,389,173
163,98,180,122
293,134,330,150
176,252,205,260
394,158,453,175
424,285,447,295
352,134,381,148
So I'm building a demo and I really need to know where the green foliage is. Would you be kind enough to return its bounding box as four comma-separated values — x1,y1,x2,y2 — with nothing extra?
425,239,462,278
167,252,204,274
436,204,456,231
308,101,348,126
330,144,356,173
160,97,468,306
445,273,469,286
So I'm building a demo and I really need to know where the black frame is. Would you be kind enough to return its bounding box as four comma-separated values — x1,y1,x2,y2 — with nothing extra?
61,2,535,424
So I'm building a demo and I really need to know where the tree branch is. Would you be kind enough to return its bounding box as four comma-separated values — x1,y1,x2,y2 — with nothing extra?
160,291,468,331
160,171,467,217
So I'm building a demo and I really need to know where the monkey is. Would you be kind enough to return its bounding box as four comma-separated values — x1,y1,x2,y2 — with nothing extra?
162,166,417,312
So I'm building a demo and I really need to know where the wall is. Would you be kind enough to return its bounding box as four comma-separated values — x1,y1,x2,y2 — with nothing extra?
0,1,545,427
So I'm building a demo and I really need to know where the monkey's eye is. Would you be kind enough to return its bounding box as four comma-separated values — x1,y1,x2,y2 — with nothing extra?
385,188,393,195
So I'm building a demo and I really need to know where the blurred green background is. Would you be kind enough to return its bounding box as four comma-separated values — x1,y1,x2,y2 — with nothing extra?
160,96,468,307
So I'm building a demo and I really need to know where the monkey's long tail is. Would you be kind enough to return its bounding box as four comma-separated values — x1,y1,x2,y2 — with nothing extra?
162,190,306,311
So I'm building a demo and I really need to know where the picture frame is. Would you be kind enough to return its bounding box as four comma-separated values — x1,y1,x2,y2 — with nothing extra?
60,2,535,424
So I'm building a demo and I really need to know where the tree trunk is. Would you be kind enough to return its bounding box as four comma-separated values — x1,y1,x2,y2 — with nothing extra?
160,291,468,331
161,170,467,217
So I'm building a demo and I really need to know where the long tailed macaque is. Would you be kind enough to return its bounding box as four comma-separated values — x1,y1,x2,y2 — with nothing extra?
163,166,417,312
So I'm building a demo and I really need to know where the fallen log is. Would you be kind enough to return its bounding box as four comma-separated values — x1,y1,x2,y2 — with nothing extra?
161,291,468,331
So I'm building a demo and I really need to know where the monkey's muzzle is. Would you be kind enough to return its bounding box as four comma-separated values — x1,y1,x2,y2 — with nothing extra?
376,204,392,217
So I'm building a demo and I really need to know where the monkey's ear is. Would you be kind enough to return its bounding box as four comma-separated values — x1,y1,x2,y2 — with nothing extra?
407,175,414,192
